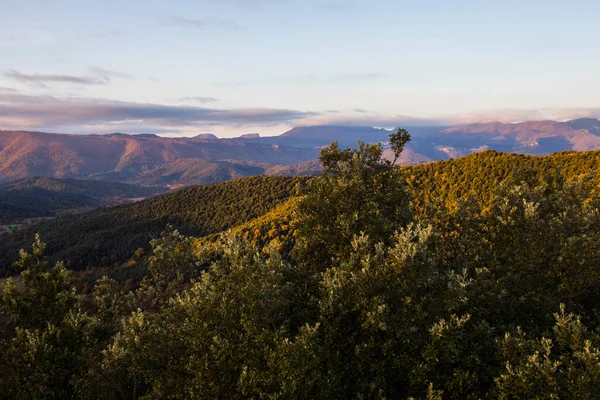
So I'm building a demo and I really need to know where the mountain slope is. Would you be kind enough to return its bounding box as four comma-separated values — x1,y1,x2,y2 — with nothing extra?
404,149,600,213
200,148,600,262
0,176,307,274
0,177,167,224
420,118,600,156
0,131,319,186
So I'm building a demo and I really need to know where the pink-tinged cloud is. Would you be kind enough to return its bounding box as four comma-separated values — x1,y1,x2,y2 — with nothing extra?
1,92,599,135
445,108,600,124
88,66,134,80
0,93,315,129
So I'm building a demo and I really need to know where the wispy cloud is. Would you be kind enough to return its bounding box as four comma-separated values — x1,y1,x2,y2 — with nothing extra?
0,87,17,93
94,30,127,39
4,66,132,88
296,72,390,84
5,70,108,87
211,73,389,88
0,31,58,47
214,0,280,10
89,66,134,80
321,3,353,13
0,93,315,129
171,16,241,30
302,112,444,128
0,36,18,46
445,108,580,125
299,108,600,128
180,96,219,103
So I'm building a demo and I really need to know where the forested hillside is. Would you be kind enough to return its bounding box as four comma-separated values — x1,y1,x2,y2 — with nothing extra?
3,131,600,398
405,149,600,211
3,150,600,275
0,176,306,274
0,177,167,224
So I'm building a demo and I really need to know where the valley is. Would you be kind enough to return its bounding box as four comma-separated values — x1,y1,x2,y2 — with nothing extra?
0,177,167,224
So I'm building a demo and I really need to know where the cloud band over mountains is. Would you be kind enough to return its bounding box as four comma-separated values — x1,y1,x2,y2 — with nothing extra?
0,93,315,130
1,92,600,135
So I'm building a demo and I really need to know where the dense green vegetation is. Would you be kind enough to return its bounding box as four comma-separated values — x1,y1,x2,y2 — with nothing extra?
3,131,600,398
0,176,306,275
0,177,166,224
5,150,600,278
405,149,600,213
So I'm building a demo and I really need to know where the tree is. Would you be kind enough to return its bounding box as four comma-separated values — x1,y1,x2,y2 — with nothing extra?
293,131,413,271
1,234,77,330
132,227,198,310
389,127,411,166
0,235,86,400
495,305,600,399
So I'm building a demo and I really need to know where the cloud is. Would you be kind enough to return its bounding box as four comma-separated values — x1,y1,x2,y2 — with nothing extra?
0,87,17,93
89,66,133,80
447,108,564,124
297,72,390,84
301,112,445,128
211,72,390,87
214,0,280,10
300,108,600,128
180,96,219,103
4,66,132,88
0,31,57,47
0,36,18,46
321,3,353,13
1,92,598,135
439,108,600,126
0,93,315,130
94,30,127,39
5,70,108,87
171,16,241,30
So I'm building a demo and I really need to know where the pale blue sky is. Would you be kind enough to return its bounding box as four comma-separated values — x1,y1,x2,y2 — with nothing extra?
0,0,599,137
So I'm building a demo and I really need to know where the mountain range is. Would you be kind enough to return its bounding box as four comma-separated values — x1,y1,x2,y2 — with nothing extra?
1,118,600,187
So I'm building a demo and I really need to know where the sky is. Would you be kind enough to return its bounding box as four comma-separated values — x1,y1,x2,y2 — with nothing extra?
1,0,600,137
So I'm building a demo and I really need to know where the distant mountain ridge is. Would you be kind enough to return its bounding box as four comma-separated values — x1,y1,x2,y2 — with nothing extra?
1,118,599,186
0,130,320,186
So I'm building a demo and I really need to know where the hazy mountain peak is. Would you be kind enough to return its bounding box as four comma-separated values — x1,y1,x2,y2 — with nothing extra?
239,133,261,139
194,133,219,140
